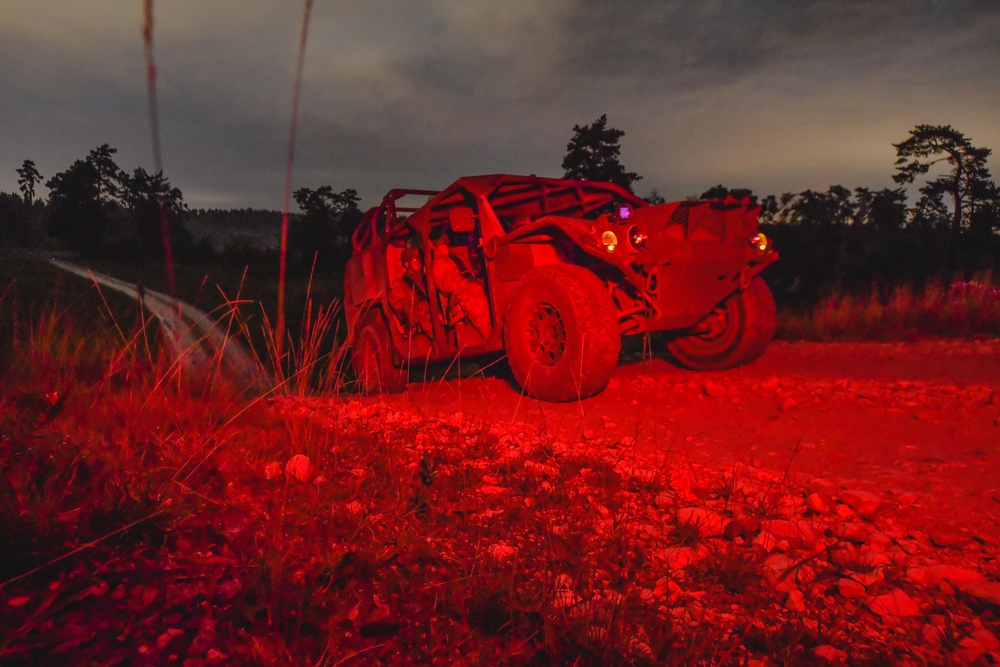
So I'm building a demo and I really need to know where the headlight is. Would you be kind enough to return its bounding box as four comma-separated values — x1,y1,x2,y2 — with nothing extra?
749,232,770,253
601,230,618,252
628,226,648,250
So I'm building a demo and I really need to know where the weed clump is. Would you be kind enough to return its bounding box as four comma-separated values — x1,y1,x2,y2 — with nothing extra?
779,273,1000,340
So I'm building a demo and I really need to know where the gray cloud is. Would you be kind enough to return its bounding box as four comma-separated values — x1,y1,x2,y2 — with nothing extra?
0,0,997,209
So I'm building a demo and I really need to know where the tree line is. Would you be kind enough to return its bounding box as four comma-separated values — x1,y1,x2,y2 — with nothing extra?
1,120,997,307
3,145,196,261
565,116,999,306
1,145,362,275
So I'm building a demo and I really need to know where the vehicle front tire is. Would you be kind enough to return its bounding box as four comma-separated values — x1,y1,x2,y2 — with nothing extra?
665,276,777,371
352,312,407,395
504,265,621,402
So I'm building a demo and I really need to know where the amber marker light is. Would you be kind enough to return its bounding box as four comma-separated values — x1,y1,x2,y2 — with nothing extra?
601,230,618,252
749,232,770,253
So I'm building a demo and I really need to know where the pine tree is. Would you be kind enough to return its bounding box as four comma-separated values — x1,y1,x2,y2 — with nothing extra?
893,124,996,273
561,114,641,191
16,159,43,205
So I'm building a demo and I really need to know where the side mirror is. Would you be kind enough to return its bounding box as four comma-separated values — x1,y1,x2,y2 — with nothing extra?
449,206,477,233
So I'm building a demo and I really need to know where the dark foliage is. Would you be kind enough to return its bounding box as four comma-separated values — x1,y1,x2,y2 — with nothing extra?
45,158,107,258
16,159,43,206
290,186,363,274
699,184,756,201
0,193,46,247
761,223,962,310
686,178,998,310
893,124,997,274
562,114,642,192
41,145,197,261
118,167,194,262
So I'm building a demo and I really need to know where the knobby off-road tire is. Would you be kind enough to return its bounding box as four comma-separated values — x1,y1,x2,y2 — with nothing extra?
352,312,407,395
504,265,621,402
666,276,777,371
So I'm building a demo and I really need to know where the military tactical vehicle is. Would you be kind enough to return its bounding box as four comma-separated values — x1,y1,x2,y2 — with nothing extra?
344,174,777,402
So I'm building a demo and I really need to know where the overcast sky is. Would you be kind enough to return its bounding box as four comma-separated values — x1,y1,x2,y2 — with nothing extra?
2,0,998,211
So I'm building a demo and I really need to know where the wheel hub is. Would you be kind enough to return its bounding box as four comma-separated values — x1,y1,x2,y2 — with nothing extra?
691,305,731,341
526,302,566,366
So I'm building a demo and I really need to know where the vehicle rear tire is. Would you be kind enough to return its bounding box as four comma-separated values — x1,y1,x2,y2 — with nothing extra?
352,312,407,394
504,265,621,402
665,276,776,371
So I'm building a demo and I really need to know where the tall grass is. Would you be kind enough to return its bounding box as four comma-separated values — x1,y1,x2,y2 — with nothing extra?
259,265,348,398
0,279,347,663
76,252,345,371
778,273,1000,340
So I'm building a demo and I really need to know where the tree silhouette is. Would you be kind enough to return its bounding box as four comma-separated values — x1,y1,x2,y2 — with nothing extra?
46,159,105,257
643,189,666,205
291,186,362,271
758,195,781,223
784,186,854,228
45,145,126,257
893,124,995,273
122,167,190,259
0,192,28,246
562,114,641,191
969,182,1000,238
16,159,43,205
43,145,186,259
850,187,907,230
697,184,756,201
87,144,126,203
869,188,908,231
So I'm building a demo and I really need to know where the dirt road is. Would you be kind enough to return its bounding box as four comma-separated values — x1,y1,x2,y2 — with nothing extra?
378,339,1000,544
